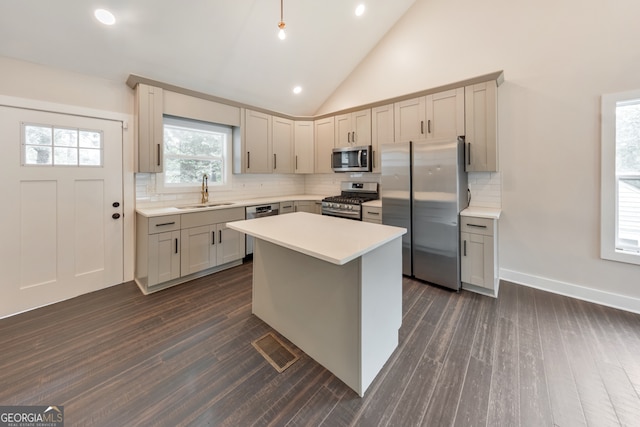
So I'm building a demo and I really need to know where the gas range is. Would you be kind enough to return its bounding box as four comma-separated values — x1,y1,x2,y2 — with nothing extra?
322,182,379,221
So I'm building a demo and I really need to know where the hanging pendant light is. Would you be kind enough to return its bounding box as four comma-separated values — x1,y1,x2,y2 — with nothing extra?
278,0,286,40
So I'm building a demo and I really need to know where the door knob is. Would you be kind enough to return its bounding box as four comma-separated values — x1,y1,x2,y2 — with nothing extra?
112,213,121,219
112,202,120,208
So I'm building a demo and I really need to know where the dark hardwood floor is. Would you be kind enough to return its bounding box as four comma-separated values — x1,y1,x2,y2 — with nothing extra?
1,261,640,426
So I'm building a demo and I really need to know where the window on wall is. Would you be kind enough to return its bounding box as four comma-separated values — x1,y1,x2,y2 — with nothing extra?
22,123,103,167
158,115,232,191
601,90,640,265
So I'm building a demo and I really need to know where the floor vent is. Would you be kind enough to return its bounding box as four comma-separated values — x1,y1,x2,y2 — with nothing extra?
251,332,299,373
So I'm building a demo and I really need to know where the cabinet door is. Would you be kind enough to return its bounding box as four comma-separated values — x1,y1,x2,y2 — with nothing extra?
394,97,426,142
294,121,314,174
294,201,318,213
465,82,498,172
135,84,164,173
426,88,464,140
148,231,180,286
280,201,295,214
314,117,335,173
180,225,215,276
244,109,272,173
216,224,245,265
352,109,371,146
461,231,494,289
371,104,394,173
334,113,352,148
272,116,294,173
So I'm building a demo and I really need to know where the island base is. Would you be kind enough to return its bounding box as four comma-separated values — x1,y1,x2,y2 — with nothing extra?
252,237,402,396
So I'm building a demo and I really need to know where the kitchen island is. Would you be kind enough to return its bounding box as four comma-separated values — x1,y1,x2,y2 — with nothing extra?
227,212,406,396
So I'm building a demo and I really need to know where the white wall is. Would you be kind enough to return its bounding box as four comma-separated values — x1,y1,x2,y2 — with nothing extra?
319,0,640,311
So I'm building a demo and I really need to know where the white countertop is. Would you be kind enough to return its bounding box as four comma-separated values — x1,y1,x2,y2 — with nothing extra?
136,194,326,217
461,206,502,219
226,212,406,266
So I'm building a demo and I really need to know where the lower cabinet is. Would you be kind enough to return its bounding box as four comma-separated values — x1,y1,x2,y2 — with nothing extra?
149,230,181,286
294,200,322,214
362,205,382,224
136,208,245,294
460,215,499,297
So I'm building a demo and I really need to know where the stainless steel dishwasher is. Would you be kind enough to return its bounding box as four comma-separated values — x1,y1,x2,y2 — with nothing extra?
245,203,280,256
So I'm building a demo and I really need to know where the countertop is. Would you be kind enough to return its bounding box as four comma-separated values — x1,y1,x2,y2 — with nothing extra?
460,206,502,219
226,212,407,265
362,199,382,208
136,194,326,218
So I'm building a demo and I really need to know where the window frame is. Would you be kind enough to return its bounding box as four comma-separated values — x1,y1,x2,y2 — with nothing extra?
156,115,232,193
601,89,640,265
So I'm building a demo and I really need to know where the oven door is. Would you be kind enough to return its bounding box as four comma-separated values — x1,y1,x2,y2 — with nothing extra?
331,145,372,172
321,202,362,220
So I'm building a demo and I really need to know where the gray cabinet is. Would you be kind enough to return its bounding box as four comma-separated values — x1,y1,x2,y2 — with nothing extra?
243,109,272,173
371,104,394,173
294,121,314,174
314,117,335,173
461,215,499,297
465,81,498,172
394,88,464,143
136,214,181,289
294,200,322,214
362,205,382,224
135,208,245,294
272,116,294,173
334,109,371,148
135,83,164,173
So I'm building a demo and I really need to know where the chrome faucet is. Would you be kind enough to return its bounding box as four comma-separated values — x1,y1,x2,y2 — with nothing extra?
201,173,209,204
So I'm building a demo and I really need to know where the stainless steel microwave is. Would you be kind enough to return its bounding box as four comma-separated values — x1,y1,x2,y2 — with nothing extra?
331,145,372,172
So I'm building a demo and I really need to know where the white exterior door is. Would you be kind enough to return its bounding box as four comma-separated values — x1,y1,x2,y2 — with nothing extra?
0,106,123,318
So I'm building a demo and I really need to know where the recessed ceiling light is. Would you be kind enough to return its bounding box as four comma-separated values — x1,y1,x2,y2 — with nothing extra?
293,86,302,95
355,4,366,17
94,9,116,26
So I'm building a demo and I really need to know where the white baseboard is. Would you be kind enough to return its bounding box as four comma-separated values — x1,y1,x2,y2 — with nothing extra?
499,269,640,315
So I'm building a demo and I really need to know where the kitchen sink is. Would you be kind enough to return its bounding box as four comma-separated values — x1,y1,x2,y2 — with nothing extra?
177,202,235,209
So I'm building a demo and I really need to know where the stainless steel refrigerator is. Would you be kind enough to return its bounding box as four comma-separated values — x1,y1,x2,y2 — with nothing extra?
381,137,468,290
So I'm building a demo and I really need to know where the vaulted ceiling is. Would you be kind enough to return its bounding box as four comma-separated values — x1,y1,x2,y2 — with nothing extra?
0,1,416,116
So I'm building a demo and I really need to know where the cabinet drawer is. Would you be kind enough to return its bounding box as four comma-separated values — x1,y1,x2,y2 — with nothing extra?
149,215,181,234
363,206,382,222
461,216,494,236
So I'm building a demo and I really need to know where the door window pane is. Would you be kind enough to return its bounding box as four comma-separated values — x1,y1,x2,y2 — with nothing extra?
23,123,103,167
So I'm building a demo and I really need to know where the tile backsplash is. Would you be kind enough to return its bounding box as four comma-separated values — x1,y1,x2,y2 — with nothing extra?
135,171,499,209
467,172,502,209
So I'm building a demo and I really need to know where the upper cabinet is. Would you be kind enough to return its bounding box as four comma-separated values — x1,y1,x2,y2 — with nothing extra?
394,88,464,143
294,121,314,174
371,104,395,173
314,117,335,173
334,109,371,148
242,109,272,174
465,82,498,172
135,84,164,173
272,116,294,174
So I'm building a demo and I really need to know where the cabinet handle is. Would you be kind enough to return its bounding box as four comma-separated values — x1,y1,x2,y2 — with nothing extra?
352,131,356,143
175,238,179,254
347,132,351,143
157,144,161,166
295,155,298,170
219,230,222,244
273,153,277,170
467,223,487,229
421,120,424,134
463,240,467,256
373,150,376,169
156,222,176,227
467,142,471,166
367,211,380,215
428,119,431,134
247,151,250,169
212,231,215,245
